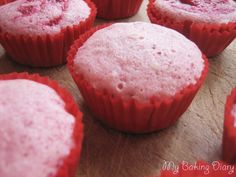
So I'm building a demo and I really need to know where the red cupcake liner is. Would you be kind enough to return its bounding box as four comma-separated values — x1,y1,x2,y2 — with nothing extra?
0,0,97,67
91,0,143,20
67,24,209,133
0,72,83,177
223,87,236,164
157,161,235,177
0,0,15,6
0,0,13,5
147,0,236,57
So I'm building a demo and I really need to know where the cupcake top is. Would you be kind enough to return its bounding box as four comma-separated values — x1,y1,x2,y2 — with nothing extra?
0,79,75,177
154,0,236,23
0,0,91,35
74,22,204,101
232,104,236,127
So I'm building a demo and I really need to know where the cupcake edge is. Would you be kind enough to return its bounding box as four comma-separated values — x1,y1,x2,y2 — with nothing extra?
223,87,236,164
0,0,7,5
0,0,12,6
67,23,209,133
0,72,84,177
147,0,236,57
0,0,97,67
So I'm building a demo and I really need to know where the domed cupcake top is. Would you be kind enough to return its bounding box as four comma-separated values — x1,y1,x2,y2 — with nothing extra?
0,0,91,35
0,79,75,177
154,0,236,23
74,22,204,101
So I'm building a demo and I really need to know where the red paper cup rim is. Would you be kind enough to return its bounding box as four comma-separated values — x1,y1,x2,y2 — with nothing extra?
0,72,83,177
67,23,209,107
0,0,97,39
225,87,236,139
94,0,144,20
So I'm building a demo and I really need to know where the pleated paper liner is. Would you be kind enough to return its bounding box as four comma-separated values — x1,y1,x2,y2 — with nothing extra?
223,87,236,164
0,0,96,67
0,0,13,5
147,0,236,57
156,161,235,177
67,24,209,133
0,0,15,6
0,72,84,177
91,0,143,20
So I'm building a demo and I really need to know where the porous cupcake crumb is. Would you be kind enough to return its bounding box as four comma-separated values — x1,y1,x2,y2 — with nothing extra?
154,0,236,23
0,79,75,177
74,22,204,101
0,0,90,35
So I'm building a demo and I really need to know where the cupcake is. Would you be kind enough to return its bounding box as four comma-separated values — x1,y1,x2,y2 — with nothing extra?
156,161,235,176
0,0,96,67
223,87,236,164
0,72,83,177
91,0,143,20
147,0,236,57
67,22,208,133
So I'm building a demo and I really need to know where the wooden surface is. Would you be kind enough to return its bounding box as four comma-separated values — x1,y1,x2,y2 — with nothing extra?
1,0,236,176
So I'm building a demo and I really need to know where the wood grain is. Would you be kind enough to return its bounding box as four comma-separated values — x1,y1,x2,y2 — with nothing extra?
0,0,236,177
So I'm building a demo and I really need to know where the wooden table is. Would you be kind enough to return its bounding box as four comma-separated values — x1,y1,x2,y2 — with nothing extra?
0,0,236,176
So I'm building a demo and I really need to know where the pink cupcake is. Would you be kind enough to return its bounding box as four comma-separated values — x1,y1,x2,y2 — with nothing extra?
147,0,236,57
223,87,236,164
67,22,208,133
0,72,83,177
91,0,143,20
0,0,96,67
